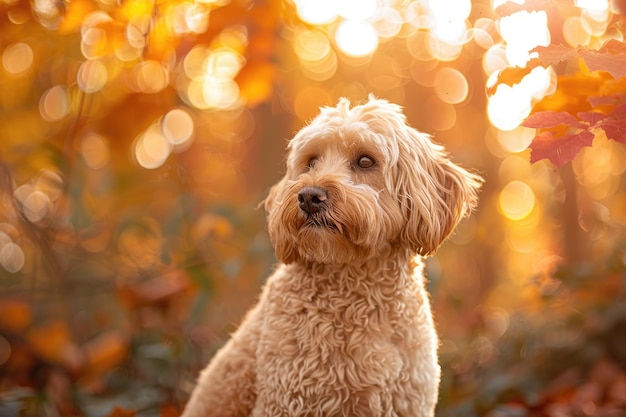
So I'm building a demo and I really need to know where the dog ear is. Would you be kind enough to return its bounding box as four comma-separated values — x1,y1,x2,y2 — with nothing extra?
263,177,299,264
396,132,482,256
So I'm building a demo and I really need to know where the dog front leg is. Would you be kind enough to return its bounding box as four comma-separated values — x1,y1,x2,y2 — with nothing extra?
182,302,263,417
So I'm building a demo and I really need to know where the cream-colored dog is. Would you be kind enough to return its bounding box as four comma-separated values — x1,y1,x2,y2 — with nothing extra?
183,96,482,417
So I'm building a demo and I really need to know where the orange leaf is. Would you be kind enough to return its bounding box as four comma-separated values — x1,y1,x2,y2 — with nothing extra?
25,320,83,370
117,269,192,308
160,403,181,417
105,406,136,417
486,65,534,96
83,331,129,375
0,299,32,333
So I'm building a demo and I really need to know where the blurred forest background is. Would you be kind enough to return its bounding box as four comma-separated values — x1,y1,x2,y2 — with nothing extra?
1,0,626,415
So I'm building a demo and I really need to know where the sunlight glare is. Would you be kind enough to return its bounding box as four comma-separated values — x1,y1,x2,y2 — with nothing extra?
522,66,555,98
487,83,531,131
335,20,379,57
294,0,338,25
373,7,402,39
430,0,471,44
338,0,376,21
499,10,550,66
575,0,608,11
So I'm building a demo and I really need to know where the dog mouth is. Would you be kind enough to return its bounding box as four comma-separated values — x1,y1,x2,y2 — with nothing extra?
301,212,341,233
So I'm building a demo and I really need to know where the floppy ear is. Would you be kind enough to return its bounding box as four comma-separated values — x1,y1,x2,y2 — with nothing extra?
396,131,482,256
262,176,300,264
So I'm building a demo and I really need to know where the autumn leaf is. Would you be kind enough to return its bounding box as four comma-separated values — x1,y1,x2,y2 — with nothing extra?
528,130,595,167
593,102,626,143
160,403,181,417
486,66,534,96
531,44,580,67
494,0,554,17
83,331,129,376
0,299,32,333
523,111,582,129
579,44,626,80
25,320,83,370
105,406,137,417
532,40,626,80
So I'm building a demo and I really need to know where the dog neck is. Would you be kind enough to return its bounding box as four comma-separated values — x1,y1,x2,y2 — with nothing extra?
281,246,426,292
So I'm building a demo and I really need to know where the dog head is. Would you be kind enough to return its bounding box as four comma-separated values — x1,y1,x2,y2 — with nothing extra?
265,96,482,265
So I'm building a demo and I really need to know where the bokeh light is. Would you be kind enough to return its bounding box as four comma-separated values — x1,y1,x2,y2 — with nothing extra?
294,0,338,25
134,123,172,169
77,59,109,93
334,20,379,58
81,133,111,169
338,0,377,21
499,180,536,221
0,242,25,273
162,108,195,147
182,45,244,109
39,85,69,122
2,42,34,76
434,67,469,104
131,61,170,93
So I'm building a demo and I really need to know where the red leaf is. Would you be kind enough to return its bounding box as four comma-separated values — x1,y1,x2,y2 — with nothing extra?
599,121,626,144
522,111,582,129
599,39,626,55
594,103,626,143
587,95,621,107
580,49,626,80
577,112,607,125
495,0,553,16
529,130,594,167
531,40,626,80
531,44,580,67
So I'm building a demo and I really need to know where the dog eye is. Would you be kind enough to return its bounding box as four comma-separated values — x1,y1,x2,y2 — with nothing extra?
357,156,375,169
307,157,319,169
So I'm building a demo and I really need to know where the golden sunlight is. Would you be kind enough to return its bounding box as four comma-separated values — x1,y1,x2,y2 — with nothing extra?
499,180,536,221
293,0,338,25
334,20,379,57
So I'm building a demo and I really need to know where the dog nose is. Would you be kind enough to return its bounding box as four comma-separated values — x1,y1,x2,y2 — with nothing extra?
298,186,327,215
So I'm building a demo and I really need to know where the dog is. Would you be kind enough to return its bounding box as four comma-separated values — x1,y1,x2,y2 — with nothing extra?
182,96,482,416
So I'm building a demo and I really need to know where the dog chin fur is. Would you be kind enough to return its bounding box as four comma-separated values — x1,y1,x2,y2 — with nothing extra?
182,96,483,417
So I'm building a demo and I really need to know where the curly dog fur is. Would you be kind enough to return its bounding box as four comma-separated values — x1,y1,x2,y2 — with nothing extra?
182,96,482,417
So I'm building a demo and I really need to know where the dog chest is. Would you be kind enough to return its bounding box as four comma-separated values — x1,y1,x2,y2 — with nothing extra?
253,269,422,415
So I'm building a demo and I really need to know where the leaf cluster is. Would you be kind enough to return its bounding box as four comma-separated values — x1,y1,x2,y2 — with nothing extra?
489,4,626,167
